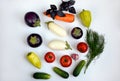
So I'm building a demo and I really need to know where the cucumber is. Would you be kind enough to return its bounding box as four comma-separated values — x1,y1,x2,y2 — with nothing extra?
53,67,69,79
73,60,86,77
33,72,51,79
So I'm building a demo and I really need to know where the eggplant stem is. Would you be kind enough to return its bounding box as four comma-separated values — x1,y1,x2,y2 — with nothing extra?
45,21,54,25
45,21,54,29
33,20,41,27
65,41,72,50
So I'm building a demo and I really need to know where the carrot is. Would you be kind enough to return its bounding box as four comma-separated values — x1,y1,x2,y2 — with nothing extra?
44,12,75,23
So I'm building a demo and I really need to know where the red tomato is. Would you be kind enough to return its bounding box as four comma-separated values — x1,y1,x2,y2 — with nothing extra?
60,55,72,67
77,42,88,53
44,52,55,63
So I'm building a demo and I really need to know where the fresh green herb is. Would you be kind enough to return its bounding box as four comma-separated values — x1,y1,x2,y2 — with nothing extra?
84,29,105,73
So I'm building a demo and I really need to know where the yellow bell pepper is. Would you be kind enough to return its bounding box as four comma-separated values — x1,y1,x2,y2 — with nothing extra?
26,52,41,69
79,9,92,28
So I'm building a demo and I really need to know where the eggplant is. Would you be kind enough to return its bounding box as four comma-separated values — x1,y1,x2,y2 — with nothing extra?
46,21,67,37
24,12,40,27
71,27,83,39
27,33,42,48
48,40,72,50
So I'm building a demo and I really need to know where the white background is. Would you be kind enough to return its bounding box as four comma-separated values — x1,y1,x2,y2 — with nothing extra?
0,0,120,81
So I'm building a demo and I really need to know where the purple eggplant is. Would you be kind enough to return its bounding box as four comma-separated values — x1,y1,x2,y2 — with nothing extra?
71,27,83,39
24,12,40,27
27,33,42,48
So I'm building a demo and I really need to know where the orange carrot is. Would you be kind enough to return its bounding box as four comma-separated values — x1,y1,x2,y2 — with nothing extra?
44,12,75,23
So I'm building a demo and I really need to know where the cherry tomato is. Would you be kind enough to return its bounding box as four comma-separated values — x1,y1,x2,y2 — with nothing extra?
77,42,88,53
60,55,72,67
44,52,55,63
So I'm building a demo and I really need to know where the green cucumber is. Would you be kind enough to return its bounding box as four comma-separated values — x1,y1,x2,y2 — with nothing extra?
73,60,86,77
53,67,69,79
33,72,51,79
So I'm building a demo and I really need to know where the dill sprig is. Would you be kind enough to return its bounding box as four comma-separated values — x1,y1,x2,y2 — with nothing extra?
84,29,105,73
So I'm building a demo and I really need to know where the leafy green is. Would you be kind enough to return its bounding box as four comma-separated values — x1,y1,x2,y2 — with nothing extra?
84,29,105,73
